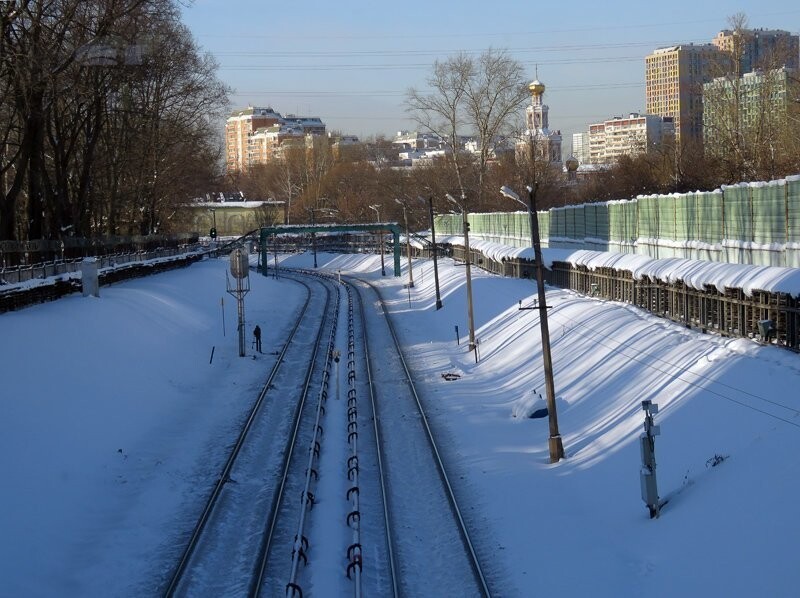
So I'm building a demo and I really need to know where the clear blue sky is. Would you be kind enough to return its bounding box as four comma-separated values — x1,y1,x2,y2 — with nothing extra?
181,1,799,150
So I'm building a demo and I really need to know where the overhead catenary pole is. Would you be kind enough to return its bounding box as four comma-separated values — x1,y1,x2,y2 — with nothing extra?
369,204,386,276
500,185,564,462
308,208,318,268
395,198,414,288
419,196,442,309
446,193,477,355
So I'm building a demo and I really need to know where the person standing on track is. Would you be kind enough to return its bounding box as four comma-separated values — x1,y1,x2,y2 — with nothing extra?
253,324,262,353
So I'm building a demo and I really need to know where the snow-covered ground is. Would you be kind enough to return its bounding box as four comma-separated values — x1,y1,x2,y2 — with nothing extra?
2,251,799,596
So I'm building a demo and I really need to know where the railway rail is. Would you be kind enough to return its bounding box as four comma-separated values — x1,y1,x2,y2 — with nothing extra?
162,267,492,596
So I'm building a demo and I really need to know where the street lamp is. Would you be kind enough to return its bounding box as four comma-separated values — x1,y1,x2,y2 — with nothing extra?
394,198,414,288
500,184,564,463
368,204,386,276
445,193,477,355
417,196,442,309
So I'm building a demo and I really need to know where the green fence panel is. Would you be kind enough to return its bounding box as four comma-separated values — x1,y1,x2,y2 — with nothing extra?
550,208,565,239
723,184,752,241
609,201,623,241
584,204,596,239
696,191,723,244
610,199,637,243
568,205,584,241
752,181,786,244
638,195,659,240
539,210,549,242
675,192,694,241
595,202,610,241
788,177,800,243
657,194,676,241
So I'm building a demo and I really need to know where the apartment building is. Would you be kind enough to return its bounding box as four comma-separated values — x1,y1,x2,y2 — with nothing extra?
225,107,283,173
645,44,724,148
703,67,800,149
587,113,674,164
225,106,327,172
712,28,799,73
247,124,305,164
572,132,589,164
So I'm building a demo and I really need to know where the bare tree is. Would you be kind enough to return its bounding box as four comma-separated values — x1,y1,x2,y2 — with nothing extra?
703,13,800,182
0,0,229,241
463,49,529,209
406,52,474,202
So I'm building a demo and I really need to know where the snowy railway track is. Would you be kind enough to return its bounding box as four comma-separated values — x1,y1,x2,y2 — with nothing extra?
163,268,490,597
352,275,492,597
163,272,334,597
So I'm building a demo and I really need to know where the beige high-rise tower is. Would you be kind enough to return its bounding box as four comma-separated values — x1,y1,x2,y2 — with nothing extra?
224,107,282,173
645,44,723,148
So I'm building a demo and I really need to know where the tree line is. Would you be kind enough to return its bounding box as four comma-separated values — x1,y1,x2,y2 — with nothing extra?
0,0,228,242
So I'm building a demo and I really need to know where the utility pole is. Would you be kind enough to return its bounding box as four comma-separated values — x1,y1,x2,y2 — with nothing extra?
446,193,477,355
500,185,564,462
419,196,442,309
394,198,414,288
368,204,386,276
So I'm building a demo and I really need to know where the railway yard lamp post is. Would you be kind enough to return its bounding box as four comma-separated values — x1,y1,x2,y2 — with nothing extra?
417,195,442,310
500,185,564,462
368,204,386,276
394,198,414,288
445,193,477,356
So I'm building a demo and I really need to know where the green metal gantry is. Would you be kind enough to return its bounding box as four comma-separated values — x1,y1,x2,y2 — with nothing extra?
258,222,403,276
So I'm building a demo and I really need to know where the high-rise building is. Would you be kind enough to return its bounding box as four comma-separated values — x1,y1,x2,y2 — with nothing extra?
225,107,282,173
712,28,799,73
225,107,326,173
587,113,674,164
703,67,800,150
571,132,589,164
645,44,724,148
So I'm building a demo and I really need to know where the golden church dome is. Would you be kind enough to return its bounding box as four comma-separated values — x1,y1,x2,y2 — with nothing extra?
528,79,545,95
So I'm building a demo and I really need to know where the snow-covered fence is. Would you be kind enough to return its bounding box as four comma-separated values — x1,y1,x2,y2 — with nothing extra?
412,240,800,352
434,175,800,268
0,251,204,313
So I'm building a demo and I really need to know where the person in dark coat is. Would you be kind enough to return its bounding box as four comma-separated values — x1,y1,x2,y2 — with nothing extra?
253,325,262,353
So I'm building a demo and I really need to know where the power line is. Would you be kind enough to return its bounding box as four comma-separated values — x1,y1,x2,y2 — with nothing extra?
228,83,644,97
193,11,800,40
209,39,705,59
218,56,646,71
